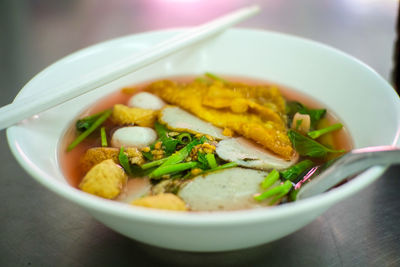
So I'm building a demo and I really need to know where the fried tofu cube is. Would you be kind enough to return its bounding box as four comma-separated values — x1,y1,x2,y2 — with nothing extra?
80,147,144,173
79,159,127,199
131,193,187,211
111,104,157,127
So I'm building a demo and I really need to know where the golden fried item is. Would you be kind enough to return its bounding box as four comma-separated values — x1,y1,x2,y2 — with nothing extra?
132,193,187,211
148,80,294,159
80,147,144,173
79,159,127,199
111,104,157,127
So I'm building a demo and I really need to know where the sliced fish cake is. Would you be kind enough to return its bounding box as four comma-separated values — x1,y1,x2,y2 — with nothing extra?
159,106,227,140
216,137,298,171
178,167,276,211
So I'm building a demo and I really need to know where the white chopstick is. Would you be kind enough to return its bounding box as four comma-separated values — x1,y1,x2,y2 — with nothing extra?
0,5,260,130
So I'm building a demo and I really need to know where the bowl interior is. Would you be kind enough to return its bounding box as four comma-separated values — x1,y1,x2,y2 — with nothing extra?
7,28,400,224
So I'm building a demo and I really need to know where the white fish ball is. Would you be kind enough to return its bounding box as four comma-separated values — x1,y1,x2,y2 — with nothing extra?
111,126,157,148
128,92,165,110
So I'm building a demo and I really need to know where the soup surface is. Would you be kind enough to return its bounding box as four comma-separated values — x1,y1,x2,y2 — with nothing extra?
60,74,353,211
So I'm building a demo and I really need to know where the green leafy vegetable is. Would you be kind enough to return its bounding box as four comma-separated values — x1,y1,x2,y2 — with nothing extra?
288,130,345,157
118,147,133,176
142,150,153,161
154,122,179,155
281,160,314,181
146,132,210,178
197,152,209,169
149,138,203,178
67,109,112,151
197,135,209,143
100,127,107,147
162,139,180,155
159,139,199,167
286,101,326,126
149,162,198,179
286,101,304,117
303,108,326,126
254,180,293,204
261,169,280,189
141,144,155,161
154,121,168,136
196,152,218,170
75,110,109,132
307,123,343,139
205,162,237,173
141,158,168,170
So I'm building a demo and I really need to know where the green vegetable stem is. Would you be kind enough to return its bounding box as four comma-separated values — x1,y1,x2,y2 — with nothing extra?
141,158,168,170
281,160,314,181
149,162,198,178
149,138,203,178
159,139,198,167
100,127,108,147
67,109,112,151
205,153,218,169
254,180,293,205
307,123,343,139
261,169,280,189
75,110,110,132
205,162,237,173
205,72,229,84
118,146,133,176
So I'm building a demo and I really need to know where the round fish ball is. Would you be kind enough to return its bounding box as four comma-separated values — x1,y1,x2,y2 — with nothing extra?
111,126,157,148
128,92,165,110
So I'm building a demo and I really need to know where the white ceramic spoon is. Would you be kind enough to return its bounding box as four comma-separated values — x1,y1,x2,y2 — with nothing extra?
296,146,400,200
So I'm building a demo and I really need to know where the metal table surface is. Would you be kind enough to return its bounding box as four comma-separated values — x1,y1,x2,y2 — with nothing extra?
1,1,399,266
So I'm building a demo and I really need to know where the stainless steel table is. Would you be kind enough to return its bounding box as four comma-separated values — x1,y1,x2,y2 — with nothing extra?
1,1,399,266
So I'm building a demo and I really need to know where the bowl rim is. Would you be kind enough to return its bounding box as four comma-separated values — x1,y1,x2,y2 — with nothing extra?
6,27,400,226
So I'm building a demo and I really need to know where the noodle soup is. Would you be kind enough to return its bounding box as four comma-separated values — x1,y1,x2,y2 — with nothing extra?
60,74,352,211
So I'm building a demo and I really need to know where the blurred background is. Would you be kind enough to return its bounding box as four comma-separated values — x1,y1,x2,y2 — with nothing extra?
0,0,399,266
1,0,397,98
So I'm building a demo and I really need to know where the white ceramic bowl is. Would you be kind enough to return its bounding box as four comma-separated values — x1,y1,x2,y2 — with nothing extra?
7,28,400,252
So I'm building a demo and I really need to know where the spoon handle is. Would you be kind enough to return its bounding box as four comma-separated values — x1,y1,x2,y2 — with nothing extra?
296,146,400,200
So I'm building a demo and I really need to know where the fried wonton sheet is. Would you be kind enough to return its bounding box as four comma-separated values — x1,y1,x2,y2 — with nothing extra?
148,79,294,160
